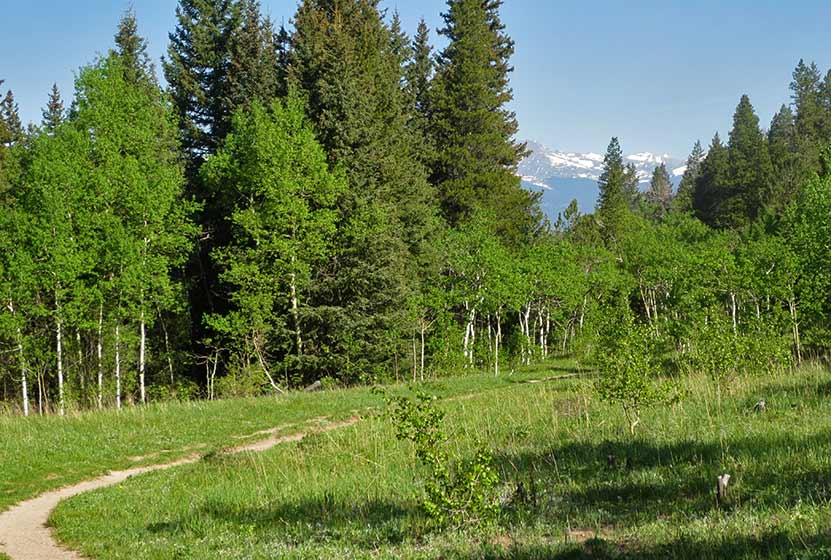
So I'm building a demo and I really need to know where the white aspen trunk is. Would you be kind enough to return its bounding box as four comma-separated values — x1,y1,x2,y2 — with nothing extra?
115,324,121,410
8,301,29,417
38,371,44,415
651,289,660,334
462,301,471,364
495,311,501,376
730,292,738,335
420,324,426,381
290,266,302,357
469,313,476,368
139,305,146,404
159,309,175,384
640,285,652,325
546,310,551,358
524,304,532,365
579,294,587,330
76,330,84,393
412,336,417,382
19,334,28,417
463,303,476,368
518,308,526,365
97,303,103,409
56,293,64,416
562,323,570,353
789,297,802,365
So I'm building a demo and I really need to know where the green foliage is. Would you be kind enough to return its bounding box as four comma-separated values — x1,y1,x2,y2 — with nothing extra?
673,140,705,214
201,96,344,386
429,0,537,243
593,301,667,434
597,137,630,245
385,390,500,527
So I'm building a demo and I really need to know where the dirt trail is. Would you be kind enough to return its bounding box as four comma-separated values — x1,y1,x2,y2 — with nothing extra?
0,416,360,560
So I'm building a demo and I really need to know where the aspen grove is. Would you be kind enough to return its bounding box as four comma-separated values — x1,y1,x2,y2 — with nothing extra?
1,0,831,417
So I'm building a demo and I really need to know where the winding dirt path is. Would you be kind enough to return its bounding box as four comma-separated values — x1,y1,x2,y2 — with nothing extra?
0,416,360,560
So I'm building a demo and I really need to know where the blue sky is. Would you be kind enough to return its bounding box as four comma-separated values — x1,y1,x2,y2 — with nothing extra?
2,1,831,157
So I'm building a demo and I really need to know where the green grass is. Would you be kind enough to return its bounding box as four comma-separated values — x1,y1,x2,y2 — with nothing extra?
0,362,561,513
48,362,831,559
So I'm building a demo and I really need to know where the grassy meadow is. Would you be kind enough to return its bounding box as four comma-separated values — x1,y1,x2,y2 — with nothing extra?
40,361,831,559
0,365,555,514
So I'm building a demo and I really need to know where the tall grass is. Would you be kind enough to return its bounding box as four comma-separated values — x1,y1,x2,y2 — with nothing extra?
51,362,831,559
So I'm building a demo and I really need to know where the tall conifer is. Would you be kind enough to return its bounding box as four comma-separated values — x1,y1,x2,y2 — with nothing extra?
41,84,65,132
430,0,537,243
673,141,705,213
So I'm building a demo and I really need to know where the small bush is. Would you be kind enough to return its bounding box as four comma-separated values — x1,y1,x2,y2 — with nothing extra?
385,391,500,527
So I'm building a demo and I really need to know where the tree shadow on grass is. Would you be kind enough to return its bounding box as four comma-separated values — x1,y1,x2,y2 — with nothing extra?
147,496,418,548
443,528,831,559
492,427,831,524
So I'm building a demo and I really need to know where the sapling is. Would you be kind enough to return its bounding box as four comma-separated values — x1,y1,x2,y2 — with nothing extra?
384,390,500,527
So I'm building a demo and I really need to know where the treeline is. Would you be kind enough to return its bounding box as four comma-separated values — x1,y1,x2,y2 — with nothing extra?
1,1,830,417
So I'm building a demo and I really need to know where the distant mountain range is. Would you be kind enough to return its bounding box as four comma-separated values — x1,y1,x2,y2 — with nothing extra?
519,141,685,220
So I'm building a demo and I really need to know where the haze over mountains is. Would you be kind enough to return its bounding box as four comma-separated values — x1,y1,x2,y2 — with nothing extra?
519,140,685,220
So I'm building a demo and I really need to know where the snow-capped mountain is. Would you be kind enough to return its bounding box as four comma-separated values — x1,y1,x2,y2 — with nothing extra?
519,140,684,219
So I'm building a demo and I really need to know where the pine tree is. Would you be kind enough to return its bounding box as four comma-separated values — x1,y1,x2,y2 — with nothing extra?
646,163,673,216
163,0,242,168
597,137,628,243
726,94,773,225
622,162,640,210
406,18,435,168
1,90,23,143
408,19,433,119
693,133,730,227
768,104,803,211
0,88,23,200
389,11,412,68
290,0,438,380
790,59,825,175
227,0,282,111
430,0,538,243
41,84,65,132
114,8,154,86
673,140,705,213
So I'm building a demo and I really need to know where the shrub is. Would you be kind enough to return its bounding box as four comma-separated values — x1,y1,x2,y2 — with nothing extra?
385,390,500,527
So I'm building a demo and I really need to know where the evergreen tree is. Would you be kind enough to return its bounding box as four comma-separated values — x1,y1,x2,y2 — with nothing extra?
673,140,705,213
406,18,435,168
290,0,438,380
726,94,773,225
0,88,23,201
389,11,412,68
114,7,154,86
622,162,640,210
1,90,23,143
163,0,241,168
790,59,825,175
41,84,65,132
227,0,282,111
693,133,730,227
408,19,433,119
646,163,673,216
597,137,628,243
768,104,803,211
430,0,537,242
791,60,824,142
